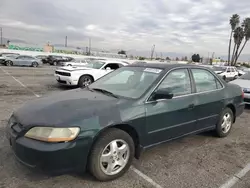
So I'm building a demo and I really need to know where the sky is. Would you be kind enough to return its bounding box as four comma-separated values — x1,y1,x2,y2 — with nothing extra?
1,0,250,56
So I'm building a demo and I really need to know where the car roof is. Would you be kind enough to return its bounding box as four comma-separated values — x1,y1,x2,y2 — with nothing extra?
126,63,209,70
102,60,128,64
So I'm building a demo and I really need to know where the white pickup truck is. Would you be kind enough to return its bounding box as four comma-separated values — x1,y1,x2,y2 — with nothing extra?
54,60,128,87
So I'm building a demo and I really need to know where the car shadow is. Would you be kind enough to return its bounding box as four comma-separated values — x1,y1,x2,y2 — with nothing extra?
22,168,95,182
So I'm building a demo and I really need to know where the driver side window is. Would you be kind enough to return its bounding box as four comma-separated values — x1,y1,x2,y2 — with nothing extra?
103,63,120,70
157,69,192,97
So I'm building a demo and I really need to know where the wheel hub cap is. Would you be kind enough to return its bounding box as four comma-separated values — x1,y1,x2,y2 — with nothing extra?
100,139,130,176
221,113,232,133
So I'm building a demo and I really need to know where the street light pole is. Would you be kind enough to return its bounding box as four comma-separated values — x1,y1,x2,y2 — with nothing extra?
0,27,2,45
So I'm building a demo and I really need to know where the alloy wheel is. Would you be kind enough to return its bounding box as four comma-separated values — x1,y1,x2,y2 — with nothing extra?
221,113,232,133
100,139,130,176
82,78,92,87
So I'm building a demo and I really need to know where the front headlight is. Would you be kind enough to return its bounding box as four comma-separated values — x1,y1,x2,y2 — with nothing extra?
25,127,80,142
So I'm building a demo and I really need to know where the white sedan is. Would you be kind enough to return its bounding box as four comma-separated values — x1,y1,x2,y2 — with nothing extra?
54,60,128,87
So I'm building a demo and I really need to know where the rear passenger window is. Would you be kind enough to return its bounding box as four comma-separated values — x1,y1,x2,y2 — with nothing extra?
191,69,223,93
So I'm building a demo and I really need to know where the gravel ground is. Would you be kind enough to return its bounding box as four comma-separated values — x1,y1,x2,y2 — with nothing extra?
0,65,250,188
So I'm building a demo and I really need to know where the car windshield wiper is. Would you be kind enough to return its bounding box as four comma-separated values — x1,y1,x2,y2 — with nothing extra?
91,88,119,98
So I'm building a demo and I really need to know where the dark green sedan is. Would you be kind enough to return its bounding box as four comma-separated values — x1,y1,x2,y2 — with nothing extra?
6,63,245,181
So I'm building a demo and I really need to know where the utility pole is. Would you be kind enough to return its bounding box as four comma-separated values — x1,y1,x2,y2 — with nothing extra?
65,36,67,47
0,27,2,45
88,38,91,55
150,44,155,60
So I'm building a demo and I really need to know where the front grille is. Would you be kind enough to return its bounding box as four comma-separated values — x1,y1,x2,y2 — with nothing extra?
55,71,71,76
57,80,67,84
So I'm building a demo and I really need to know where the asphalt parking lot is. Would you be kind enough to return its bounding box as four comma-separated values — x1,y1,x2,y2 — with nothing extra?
0,65,250,188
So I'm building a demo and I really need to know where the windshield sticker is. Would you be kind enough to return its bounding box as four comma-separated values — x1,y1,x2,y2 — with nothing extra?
144,68,162,74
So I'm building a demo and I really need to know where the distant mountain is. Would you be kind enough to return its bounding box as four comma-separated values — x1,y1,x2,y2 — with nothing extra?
1,37,27,44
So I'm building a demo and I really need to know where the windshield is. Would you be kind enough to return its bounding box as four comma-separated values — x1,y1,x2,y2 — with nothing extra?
83,60,105,69
212,66,227,72
239,72,250,80
89,67,162,99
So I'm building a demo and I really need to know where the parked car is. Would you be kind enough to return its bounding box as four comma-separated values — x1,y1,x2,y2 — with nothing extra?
54,60,128,87
0,52,20,64
46,55,63,66
6,63,245,181
3,55,42,67
230,72,250,105
35,55,48,64
212,66,239,81
60,58,91,67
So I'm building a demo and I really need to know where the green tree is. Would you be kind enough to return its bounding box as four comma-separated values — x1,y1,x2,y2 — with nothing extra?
231,27,244,65
234,17,250,63
228,14,240,64
191,54,201,62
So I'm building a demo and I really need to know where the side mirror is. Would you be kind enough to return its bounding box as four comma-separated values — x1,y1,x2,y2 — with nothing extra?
106,67,111,70
152,88,174,100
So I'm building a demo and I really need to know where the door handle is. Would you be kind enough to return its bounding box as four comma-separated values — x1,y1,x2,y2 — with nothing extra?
188,104,195,110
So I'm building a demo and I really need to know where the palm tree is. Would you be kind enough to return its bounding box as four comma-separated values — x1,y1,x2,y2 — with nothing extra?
231,27,244,65
234,17,250,63
228,14,240,65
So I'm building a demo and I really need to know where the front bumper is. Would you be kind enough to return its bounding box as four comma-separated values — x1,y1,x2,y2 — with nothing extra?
54,74,78,86
244,93,250,105
6,126,91,174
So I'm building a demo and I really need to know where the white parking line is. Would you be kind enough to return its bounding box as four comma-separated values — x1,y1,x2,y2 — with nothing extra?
131,166,163,188
0,67,40,97
219,162,250,188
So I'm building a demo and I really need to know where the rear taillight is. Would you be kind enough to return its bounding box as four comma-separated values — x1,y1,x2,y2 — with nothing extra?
242,90,244,98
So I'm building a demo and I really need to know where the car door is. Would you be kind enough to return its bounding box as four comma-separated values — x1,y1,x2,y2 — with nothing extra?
226,67,233,79
190,68,224,130
23,56,33,66
145,68,197,145
15,56,25,65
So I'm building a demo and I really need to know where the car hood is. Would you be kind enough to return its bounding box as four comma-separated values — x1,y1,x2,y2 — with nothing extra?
229,79,250,88
13,88,127,127
58,66,94,71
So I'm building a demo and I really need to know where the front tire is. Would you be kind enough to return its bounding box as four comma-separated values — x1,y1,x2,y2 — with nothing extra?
6,60,13,66
78,75,93,88
222,75,226,81
215,107,234,137
89,128,135,181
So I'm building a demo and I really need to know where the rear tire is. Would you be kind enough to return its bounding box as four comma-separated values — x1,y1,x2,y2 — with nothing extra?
53,61,57,66
89,128,135,181
78,75,93,88
215,107,234,137
32,62,38,67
